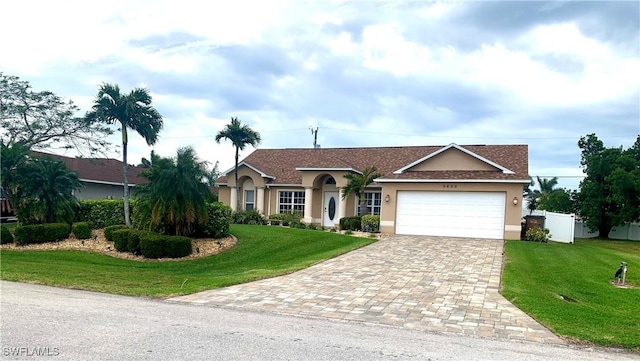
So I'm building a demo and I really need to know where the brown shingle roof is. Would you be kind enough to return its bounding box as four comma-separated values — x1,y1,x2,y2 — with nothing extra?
31,151,147,185
217,144,528,184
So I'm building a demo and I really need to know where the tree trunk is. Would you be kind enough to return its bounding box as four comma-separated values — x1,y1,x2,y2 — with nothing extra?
598,224,611,239
359,200,368,217
122,127,131,227
235,146,240,212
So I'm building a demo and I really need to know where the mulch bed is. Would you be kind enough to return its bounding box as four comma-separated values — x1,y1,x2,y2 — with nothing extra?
0,229,237,262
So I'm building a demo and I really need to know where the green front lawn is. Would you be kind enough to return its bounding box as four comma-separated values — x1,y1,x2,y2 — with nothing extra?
501,239,640,349
0,225,376,297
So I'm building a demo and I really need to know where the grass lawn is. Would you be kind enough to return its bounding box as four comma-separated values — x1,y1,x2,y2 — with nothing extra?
0,224,376,297
501,238,640,349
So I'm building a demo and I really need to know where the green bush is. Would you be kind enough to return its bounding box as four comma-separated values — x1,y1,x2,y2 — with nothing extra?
268,212,302,226
361,215,380,233
127,230,149,254
306,223,318,230
289,220,306,229
165,236,192,258
104,225,128,242
72,222,92,239
140,234,166,259
192,202,232,238
14,223,71,245
1,226,14,244
339,216,362,231
524,227,550,242
75,199,133,229
112,229,133,252
232,210,266,225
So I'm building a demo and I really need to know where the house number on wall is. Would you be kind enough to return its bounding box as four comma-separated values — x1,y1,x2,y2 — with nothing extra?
442,185,458,188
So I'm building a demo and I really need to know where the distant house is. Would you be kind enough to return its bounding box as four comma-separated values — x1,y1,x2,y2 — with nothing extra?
32,151,148,200
216,143,530,240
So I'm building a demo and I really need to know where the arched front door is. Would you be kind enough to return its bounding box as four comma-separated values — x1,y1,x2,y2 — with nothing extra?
323,191,338,228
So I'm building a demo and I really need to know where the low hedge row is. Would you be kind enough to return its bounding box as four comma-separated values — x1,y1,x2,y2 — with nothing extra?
72,222,93,239
339,216,362,231
14,223,71,245
268,212,302,226
361,215,380,232
1,226,13,244
232,210,266,225
140,234,192,259
75,199,132,229
104,225,128,242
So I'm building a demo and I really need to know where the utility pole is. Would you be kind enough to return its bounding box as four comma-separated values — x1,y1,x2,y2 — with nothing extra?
310,127,320,148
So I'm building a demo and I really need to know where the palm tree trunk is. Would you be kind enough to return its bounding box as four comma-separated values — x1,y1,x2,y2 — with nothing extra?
235,146,240,211
122,127,131,227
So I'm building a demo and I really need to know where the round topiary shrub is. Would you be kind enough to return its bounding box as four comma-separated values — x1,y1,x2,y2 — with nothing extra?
165,236,192,258
127,230,149,254
140,234,166,259
112,229,133,252
1,226,14,244
72,222,92,239
104,225,128,242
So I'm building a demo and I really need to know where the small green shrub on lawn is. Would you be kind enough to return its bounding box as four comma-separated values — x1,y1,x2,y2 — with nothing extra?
329,228,337,233
192,202,232,238
524,227,550,242
232,210,266,225
268,212,302,226
139,234,166,259
361,215,380,232
289,220,306,229
112,229,133,252
165,236,192,258
340,216,362,231
306,223,318,230
104,225,128,242
127,230,149,254
72,222,92,239
14,223,71,245
1,226,14,244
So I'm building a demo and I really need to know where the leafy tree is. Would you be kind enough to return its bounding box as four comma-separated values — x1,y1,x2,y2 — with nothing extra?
0,142,30,210
135,147,213,236
342,166,383,216
14,156,82,224
85,83,164,227
0,73,112,154
538,188,577,214
577,134,640,238
215,117,261,211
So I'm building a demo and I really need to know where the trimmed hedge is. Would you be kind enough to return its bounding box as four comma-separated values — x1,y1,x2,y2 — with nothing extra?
361,215,380,233
127,230,148,254
104,225,128,242
1,226,14,244
193,202,232,238
14,223,71,245
139,234,192,259
165,236,192,258
339,216,362,231
232,210,266,225
75,199,134,229
112,229,133,252
72,222,93,239
268,212,302,226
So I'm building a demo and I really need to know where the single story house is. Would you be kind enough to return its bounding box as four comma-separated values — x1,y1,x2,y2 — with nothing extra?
216,143,529,239
31,151,148,200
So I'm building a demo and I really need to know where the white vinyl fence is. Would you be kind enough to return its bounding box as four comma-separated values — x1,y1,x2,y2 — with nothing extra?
529,210,640,241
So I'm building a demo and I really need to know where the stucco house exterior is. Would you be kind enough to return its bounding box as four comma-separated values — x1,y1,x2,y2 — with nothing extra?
216,143,530,240
32,151,147,200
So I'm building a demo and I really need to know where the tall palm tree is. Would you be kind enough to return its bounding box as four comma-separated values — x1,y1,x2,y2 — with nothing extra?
343,166,383,216
136,147,211,236
536,176,560,195
215,117,261,211
85,83,163,227
15,157,82,224
0,142,29,210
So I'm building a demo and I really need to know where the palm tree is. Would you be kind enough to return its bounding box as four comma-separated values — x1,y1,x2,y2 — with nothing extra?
14,157,82,224
136,147,212,236
343,166,383,216
0,142,30,210
215,117,261,211
85,83,164,227
536,176,560,195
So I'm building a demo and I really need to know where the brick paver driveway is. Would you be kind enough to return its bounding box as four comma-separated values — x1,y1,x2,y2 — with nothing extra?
168,235,562,344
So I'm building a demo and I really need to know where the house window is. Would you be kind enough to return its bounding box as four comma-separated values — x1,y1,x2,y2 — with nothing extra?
279,190,305,215
245,190,255,211
357,192,382,216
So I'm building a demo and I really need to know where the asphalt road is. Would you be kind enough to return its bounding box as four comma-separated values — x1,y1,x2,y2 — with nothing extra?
0,281,637,361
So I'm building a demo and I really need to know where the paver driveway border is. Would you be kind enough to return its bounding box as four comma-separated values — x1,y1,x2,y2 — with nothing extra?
168,235,563,344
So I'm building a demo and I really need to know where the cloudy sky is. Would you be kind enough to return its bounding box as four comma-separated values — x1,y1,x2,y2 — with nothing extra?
2,0,638,190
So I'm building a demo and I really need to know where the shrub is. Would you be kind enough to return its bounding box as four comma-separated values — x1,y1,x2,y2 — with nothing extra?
127,230,149,254
232,210,266,225
104,225,128,242
344,229,353,235
1,226,14,244
165,236,192,258
112,229,134,252
268,212,302,226
289,220,306,229
329,228,337,233
140,234,166,259
339,216,362,231
192,202,232,238
74,199,133,229
72,222,92,239
14,223,71,245
361,215,380,233
306,223,318,230
524,227,550,243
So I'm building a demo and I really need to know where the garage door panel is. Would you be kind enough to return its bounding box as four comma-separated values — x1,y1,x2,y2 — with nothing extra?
396,191,505,239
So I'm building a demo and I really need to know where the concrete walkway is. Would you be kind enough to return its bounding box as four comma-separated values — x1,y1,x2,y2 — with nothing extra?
168,235,563,344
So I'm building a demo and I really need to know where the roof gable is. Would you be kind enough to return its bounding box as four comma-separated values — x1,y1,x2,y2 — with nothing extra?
393,143,515,175
221,162,275,179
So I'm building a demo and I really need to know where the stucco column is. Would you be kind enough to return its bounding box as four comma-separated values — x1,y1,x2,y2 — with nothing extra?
303,187,313,224
338,188,347,227
256,187,265,214
229,186,237,212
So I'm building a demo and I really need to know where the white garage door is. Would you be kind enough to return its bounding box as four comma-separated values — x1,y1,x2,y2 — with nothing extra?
396,191,505,239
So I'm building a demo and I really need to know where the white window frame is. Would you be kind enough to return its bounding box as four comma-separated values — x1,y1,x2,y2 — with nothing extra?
244,189,255,211
357,191,382,216
278,190,305,216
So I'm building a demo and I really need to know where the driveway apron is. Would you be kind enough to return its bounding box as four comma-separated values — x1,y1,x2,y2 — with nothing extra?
168,235,562,344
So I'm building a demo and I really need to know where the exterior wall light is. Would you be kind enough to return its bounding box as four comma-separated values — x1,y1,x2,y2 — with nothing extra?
513,196,519,206
384,194,391,203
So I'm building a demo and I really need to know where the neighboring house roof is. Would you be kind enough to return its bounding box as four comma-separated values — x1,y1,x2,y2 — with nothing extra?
217,144,529,185
30,151,148,185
